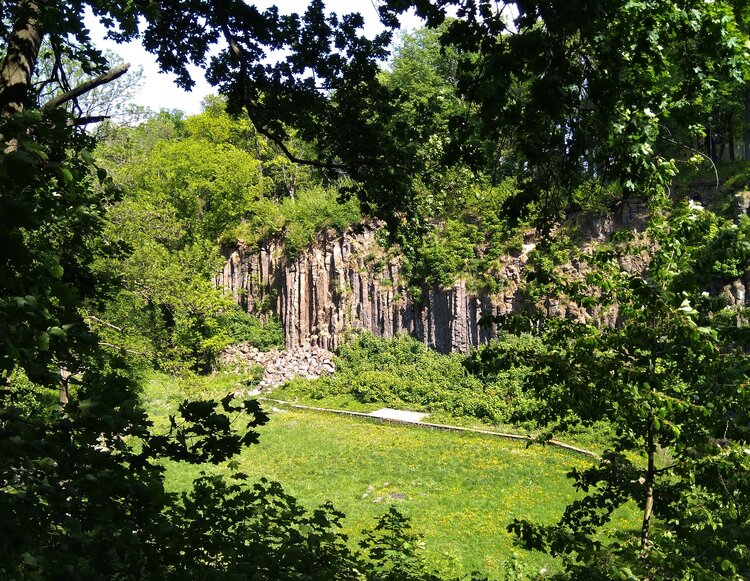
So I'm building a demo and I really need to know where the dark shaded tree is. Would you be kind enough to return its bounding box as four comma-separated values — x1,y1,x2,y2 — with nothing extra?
0,2,442,578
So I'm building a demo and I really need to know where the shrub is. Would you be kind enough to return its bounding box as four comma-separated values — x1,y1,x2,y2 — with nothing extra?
218,308,284,351
224,186,362,257
350,370,405,403
284,333,535,425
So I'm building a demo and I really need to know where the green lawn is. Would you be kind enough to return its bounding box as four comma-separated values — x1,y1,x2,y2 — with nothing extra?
143,372,635,579
269,384,614,454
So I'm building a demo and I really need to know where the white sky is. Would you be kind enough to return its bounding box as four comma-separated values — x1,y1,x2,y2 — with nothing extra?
85,1,422,116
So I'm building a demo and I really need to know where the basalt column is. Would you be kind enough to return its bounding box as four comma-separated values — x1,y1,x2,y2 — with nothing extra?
216,224,516,353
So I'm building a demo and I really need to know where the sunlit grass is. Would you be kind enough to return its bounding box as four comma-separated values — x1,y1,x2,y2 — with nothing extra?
141,371,638,579
271,381,614,454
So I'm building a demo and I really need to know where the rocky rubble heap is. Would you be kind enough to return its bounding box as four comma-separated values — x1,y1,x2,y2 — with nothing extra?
219,343,336,390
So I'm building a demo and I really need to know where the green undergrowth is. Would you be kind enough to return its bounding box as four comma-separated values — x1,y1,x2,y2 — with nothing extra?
140,372,637,579
270,389,611,455
271,333,614,453
224,185,363,257
140,369,243,432
218,309,284,351
274,333,531,425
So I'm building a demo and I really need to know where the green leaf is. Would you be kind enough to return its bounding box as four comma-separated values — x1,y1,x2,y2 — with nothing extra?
21,553,38,567
677,299,697,315
720,559,734,573
48,326,66,339
80,149,94,164
9,150,35,166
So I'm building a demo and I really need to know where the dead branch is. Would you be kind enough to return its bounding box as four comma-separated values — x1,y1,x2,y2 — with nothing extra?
43,62,130,111
85,315,124,333
68,115,109,126
99,342,148,357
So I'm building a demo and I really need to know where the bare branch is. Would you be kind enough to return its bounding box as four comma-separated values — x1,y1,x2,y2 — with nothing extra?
43,62,130,111
67,115,109,126
659,134,719,189
99,342,148,357
244,102,350,171
85,315,124,333
214,8,354,172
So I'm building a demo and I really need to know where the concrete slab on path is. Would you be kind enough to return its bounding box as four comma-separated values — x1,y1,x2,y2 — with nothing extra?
369,408,428,423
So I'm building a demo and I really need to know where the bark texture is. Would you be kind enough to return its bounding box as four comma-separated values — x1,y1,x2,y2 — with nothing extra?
0,1,44,117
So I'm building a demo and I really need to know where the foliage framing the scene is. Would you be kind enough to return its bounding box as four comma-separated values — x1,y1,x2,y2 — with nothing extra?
3,0,750,579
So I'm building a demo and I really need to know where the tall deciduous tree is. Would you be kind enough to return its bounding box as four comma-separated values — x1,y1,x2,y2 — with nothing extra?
92,104,287,372
0,2,442,577
0,103,275,576
381,0,750,219
495,203,750,578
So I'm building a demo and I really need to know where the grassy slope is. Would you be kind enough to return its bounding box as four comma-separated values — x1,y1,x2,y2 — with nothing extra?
268,385,614,454
143,372,636,579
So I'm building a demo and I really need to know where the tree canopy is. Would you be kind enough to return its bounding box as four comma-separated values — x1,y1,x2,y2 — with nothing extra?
4,0,750,578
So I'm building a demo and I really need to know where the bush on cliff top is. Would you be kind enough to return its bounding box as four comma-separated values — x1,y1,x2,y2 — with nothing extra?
223,185,363,257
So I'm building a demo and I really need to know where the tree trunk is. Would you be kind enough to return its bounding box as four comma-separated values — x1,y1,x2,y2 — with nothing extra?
640,413,656,555
58,368,71,406
0,1,44,118
728,115,735,162
744,86,750,161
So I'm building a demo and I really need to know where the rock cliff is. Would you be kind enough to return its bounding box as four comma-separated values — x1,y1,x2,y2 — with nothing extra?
216,195,750,353
217,224,513,353
215,218,603,353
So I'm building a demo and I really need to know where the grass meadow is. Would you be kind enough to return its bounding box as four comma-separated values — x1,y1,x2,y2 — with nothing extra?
143,372,637,579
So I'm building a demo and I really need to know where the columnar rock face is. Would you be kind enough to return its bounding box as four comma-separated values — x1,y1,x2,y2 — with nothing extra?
216,224,535,353
216,198,750,353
